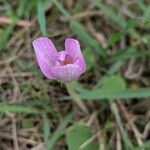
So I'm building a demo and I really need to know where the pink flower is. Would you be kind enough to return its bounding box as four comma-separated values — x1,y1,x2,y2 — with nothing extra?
32,37,86,82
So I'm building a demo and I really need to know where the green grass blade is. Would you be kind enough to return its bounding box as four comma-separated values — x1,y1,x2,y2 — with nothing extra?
0,104,40,114
0,24,15,51
143,6,150,27
107,47,150,63
4,0,16,19
80,88,150,100
17,0,27,17
108,19,136,46
43,114,51,149
51,0,69,17
37,0,46,35
47,113,72,149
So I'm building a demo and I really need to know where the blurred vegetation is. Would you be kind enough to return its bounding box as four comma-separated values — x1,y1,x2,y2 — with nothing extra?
0,0,150,149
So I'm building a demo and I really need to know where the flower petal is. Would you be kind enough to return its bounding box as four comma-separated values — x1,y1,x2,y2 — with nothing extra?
32,37,57,79
65,38,86,71
74,57,86,73
51,64,83,82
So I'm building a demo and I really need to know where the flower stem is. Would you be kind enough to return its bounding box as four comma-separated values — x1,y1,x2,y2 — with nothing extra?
66,83,88,114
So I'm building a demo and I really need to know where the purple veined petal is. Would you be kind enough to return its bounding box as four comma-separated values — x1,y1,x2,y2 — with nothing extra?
32,37,57,79
65,38,81,60
65,38,86,71
74,57,86,73
51,64,83,82
35,56,56,79
32,37,57,67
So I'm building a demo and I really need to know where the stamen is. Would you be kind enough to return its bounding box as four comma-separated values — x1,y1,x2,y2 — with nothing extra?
58,54,73,66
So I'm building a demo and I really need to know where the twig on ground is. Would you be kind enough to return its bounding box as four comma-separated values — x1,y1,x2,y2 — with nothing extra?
0,17,34,27
110,101,133,149
116,129,122,150
0,72,35,78
6,112,19,150
31,143,44,150
142,121,150,139
61,10,104,21
86,20,107,48
117,101,143,146
124,58,144,79
12,117,19,150
79,131,100,149
0,132,37,145
86,111,97,127
6,64,22,103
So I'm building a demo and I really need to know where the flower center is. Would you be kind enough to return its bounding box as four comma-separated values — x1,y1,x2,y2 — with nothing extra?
58,54,73,66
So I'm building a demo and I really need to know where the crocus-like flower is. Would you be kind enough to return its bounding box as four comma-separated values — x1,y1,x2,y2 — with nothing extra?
32,37,86,82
